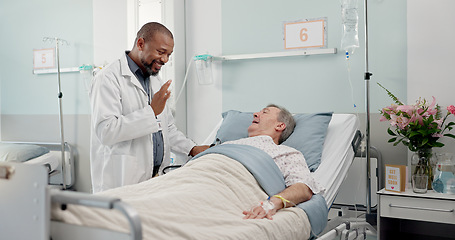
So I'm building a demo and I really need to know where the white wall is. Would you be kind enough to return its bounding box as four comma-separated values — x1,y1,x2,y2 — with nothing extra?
162,0,187,135
93,0,128,66
185,0,223,144
407,0,455,155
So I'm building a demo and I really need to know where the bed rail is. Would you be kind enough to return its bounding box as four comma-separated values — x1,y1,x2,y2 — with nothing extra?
0,141,75,188
351,130,363,156
51,190,142,240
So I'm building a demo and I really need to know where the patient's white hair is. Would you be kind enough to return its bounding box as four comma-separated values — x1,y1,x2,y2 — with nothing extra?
267,104,295,144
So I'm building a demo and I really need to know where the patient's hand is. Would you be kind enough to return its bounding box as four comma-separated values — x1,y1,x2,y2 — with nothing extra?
189,145,210,156
242,202,278,220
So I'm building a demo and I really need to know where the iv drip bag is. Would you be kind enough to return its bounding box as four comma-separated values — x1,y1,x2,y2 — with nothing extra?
341,0,360,54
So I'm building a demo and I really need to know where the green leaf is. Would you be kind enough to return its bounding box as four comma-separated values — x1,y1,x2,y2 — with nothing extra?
388,137,397,143
409,131,420,138
444,133,455,139
393,138,404,146
420,138,429,147
433,142,445,148
418,129,429,135
377,82,403,105
387,128,396,136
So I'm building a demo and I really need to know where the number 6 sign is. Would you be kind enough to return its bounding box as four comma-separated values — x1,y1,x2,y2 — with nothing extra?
284,18,327,50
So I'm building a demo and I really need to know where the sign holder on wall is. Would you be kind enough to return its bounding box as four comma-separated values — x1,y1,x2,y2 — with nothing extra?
283,17,328,50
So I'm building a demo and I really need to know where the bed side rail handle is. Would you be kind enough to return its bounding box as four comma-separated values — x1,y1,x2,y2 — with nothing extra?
51,189,142,240
113,201,142,240
51,189,119,209
351,130,363,155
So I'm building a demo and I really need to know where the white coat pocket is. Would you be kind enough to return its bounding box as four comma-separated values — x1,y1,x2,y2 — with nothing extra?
110,155,145,187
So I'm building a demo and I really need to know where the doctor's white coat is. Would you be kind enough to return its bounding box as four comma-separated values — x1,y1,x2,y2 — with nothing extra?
89,53,195,193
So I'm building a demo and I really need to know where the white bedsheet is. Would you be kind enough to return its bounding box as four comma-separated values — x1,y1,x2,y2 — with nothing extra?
52,154,311,240
313,114,359,207
24,151,60,173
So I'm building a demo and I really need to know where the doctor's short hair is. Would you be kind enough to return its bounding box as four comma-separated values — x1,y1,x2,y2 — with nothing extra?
267,104,295,144
134,22,173,46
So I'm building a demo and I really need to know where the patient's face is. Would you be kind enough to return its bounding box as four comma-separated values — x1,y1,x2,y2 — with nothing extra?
248,107,282,138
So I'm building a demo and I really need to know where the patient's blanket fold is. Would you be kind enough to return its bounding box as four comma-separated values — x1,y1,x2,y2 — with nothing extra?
192,144,328,236
192,144,286,195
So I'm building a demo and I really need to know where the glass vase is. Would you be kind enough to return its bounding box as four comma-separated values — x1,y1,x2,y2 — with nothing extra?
411,148,435,190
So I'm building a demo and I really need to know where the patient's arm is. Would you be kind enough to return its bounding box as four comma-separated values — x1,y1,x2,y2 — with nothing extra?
242,182,313,220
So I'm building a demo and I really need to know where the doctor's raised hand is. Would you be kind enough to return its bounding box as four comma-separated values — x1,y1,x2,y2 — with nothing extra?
151,80,172,116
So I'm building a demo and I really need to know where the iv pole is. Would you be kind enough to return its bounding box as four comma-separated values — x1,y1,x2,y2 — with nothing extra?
43,37,67,190
363,0,374,222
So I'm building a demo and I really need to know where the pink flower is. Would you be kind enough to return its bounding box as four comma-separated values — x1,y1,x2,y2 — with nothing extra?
397,105,415,115
434,119,444,129
448,105,455,115
382,105,396,115
411,114,423,125
389,115,398,126
428,96,437,111
396,116,411,129
379,115,388,122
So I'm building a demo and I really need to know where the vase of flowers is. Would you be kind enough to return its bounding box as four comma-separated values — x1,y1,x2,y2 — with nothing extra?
411,148,435,187
378,83,455,189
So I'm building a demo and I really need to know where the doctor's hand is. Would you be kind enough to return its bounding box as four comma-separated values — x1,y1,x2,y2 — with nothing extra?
189,145,210,156
151,80,172,116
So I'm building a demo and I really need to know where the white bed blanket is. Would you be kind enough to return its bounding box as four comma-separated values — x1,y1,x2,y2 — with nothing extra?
52,154,311,240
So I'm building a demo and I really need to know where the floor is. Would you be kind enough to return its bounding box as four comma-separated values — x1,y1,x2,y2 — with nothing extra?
321,208,378,239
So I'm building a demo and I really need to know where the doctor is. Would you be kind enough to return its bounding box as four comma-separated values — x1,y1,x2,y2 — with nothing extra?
89,22,209,193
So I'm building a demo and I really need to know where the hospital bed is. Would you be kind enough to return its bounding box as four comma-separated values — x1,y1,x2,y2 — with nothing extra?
0,141,75,188
0,113,369,240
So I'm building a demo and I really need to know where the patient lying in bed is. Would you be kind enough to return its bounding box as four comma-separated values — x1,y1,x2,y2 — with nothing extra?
52,104,328,239
218,104,324,220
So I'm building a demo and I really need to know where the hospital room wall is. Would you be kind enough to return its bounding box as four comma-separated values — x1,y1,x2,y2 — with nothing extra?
186,0,455,188
185,0,410,175
407,0,455,157
0,0,97,192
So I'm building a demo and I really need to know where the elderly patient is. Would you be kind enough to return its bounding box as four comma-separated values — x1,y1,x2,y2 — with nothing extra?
223,104,325,220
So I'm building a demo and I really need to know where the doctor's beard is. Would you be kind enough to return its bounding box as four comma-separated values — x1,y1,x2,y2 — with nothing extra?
142,59,164,76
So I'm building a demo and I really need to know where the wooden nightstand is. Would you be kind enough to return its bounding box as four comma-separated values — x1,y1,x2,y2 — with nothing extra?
377,188,455,239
